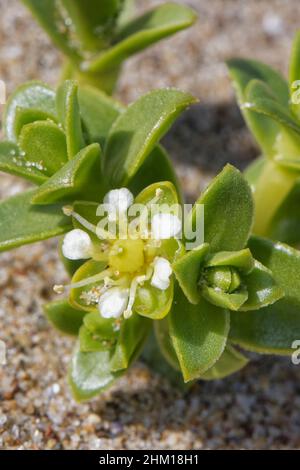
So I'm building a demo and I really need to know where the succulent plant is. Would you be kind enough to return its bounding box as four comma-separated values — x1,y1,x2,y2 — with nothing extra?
22,0,197,93
227,30,300,245
1,79,300,399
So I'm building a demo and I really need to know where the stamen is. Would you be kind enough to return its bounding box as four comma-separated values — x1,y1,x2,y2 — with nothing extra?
63,206,113,240
147,188,164,207
123,267,153,319
62,205,73,216
53,285,64,294
53,269,113,294
124,278,139,319
63,206,97,234
130,188,164,240
145,239,162,249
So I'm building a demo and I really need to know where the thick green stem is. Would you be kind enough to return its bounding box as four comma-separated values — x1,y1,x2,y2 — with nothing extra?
60,60,121,95
253,160,298,236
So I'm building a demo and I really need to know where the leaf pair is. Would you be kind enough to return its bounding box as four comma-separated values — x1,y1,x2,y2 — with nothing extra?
22,1,197,93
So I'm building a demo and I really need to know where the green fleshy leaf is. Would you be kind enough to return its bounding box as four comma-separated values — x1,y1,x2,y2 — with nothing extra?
142,331,188,390
289,31,300,88
3,80,57,142
245,79,300,136
189,165,253,252
103,89,196,186
74,89,181,198
230,236,300,354
269,179,300,245
60,0,122,50
44,299,86,336
201,285,248,311
85,3,197,73
275,156,300,171
83,312,117,339
273,127,300,171
21,0,81,62
244,156,267,187
135,180,179,206
78,85,122,147
227,58,289,156
19,121,68,176
134,278,173,320
70,259,107,312
169,283,230,382
200,345,249,381
289,31,300,119
110,313,151,371
79,325,110,352
206,249,254,274
69,344,119,401
56,80,85,159
227,58,289,105
0,141,47,184
173,243,210,304
14,107,57,139
154,318,180,370
31,143,102,204
240,260,283,311
128,145,182,201
0,189,71,252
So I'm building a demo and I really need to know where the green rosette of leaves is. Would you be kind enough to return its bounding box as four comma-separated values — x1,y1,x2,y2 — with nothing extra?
227,30,300,245
169,165,282,383
22,0,197,94
1,79,300,400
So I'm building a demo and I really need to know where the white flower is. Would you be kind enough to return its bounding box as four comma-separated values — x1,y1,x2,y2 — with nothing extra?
62,229,93,260
151,213,181,240
98,287,129,319
103,188,134,221
151,257,172,290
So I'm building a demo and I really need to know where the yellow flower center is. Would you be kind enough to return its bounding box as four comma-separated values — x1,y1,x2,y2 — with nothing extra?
108,238,145,273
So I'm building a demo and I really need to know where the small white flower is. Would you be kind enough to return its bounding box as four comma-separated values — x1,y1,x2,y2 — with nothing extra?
151,257,172,290
151,213,181,240
62,229,93,260
98,287,129,319
104,188,134,221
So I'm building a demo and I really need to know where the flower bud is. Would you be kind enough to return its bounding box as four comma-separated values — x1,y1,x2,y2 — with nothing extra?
204,266,241,293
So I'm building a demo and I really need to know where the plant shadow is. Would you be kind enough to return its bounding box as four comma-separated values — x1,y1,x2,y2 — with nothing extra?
162,101,259,175
93,356,300,449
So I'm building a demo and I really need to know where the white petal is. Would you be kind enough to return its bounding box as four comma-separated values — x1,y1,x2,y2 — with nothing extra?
98,288,129,319
151,213,181,240
103,188,134,220
62,229,93,260
151,257,172,290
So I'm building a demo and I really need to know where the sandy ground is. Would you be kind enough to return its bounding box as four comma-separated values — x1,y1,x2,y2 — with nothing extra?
0,0,300,449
